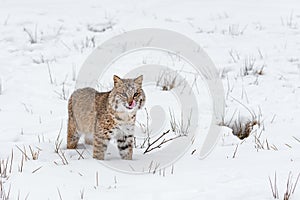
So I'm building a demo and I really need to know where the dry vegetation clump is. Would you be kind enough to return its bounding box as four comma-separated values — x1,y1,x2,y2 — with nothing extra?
156,71,184,91
221,108,262,140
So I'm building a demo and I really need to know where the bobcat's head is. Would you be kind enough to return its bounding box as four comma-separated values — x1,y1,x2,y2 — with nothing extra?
110,75,145,112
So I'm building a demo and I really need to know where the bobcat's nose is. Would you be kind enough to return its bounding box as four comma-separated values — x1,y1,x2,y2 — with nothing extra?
127,100,136,109
128,97,133,105
129,101,133,106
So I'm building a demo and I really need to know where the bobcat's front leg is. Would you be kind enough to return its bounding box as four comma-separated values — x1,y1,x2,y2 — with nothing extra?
93,127,110,160
117,134,134,160
116,125,134,160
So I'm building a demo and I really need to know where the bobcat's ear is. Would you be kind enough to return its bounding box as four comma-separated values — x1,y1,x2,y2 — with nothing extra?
113,75,123,87
134,75,143,85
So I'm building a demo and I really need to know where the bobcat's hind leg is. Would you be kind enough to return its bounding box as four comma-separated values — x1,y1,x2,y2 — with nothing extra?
93,130,110,160
67,116,80,149
84,134,93,145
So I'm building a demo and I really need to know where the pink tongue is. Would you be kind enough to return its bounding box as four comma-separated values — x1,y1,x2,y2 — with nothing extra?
129,100,136,108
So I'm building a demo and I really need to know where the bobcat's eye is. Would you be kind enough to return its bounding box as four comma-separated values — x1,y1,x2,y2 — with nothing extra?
133,92,139,97
121,92,128,98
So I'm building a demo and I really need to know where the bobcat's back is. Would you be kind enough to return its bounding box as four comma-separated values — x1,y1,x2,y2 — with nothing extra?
68,87,109,133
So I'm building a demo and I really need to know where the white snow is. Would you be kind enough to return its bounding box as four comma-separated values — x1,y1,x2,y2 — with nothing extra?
0,0,300,199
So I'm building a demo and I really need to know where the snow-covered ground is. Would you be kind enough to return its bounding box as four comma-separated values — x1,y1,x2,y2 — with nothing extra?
1,0,300,199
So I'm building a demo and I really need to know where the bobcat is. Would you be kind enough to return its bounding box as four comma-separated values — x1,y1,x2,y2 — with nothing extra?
67,75,145,160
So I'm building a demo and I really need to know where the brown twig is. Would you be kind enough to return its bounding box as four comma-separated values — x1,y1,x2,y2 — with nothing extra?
293,136,300,143
57,188,63,200
55,121,63,153
9,150,13,173
29,145,40,160
269,172,279,199
95,171,99,187
232,144,239,158
284,172,300,200
143,130,169,154
143,130,186,154
80,188,84,199
32,166,43,174
75,149,85,160
18,155,24,173
139,108,151,148
58,150,68,165
16,145,30,160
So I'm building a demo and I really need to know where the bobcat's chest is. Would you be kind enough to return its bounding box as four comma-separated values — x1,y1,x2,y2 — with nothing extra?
111,112,136,138
110,123,135,141
114,111,136,123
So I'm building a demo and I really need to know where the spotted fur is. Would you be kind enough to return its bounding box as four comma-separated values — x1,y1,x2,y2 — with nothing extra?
67,75,145,160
